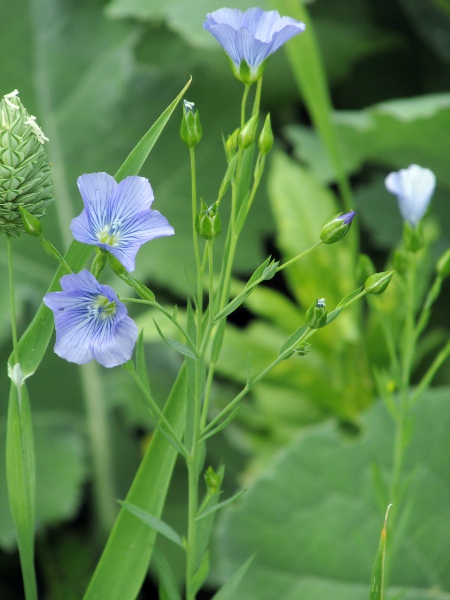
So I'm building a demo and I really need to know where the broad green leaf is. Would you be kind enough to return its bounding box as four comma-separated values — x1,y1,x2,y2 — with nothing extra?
83,367,187,600
215,389,450,599
0,411,88,551
118,501,184,548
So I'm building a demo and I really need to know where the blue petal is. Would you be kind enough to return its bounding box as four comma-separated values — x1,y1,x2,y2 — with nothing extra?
385,164,436,227
110,176,154,223
204,8,244,30
77,173,117,233
92,316,138,368
70,209,99,247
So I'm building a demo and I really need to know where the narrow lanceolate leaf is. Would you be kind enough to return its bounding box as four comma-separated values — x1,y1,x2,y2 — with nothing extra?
279,324,309,355
83,367,187,600
196,490,246,521
211,556,254,600
115,78,191,181
6,381,37,600
153,550,183,600
118,501,184,548
369,504,392,600
153,319,197,359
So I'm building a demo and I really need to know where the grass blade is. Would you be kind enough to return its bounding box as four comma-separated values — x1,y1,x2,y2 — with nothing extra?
369,504,392,600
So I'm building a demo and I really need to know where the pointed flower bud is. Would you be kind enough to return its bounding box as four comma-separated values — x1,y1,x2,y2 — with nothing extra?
436,248,450,278
364,271,394,295
180,100,202,148
305,298,328,329
0,90,53,236
19,205,42,237
385,164,435,228
204,466,223,495
238,113,259,150
320,211,356,244
225,128,239,162
195,200,222,240
258,113,274,155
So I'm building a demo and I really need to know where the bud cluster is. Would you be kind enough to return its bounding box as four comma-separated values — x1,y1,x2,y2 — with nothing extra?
0,90,53,236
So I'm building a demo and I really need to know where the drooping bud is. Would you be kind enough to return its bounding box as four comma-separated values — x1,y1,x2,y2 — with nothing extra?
195,200,221,240
258,113,273,155
320,211,356,244
0,90,53,236
305,298,328,329
364,271,394,295
436,248,450,278
180,100,202,148
225,128,239,162
238,113,259,150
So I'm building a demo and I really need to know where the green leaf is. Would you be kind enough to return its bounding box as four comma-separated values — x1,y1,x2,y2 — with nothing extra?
279,324,309,356
0,411,88,551
115,78,191,181
136,330,150,394
153,550,183,600
5,382,37,600
211,556,254,600
215,389,450,599
118,501,184,548
196,490,245,521
369,505,391,600
191,551,210,597
83,367,187,600
153,320,197,360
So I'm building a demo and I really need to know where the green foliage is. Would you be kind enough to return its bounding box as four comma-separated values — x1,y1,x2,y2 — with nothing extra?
214,389,450,599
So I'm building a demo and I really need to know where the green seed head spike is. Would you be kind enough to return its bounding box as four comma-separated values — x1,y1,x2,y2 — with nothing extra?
0,89,53,237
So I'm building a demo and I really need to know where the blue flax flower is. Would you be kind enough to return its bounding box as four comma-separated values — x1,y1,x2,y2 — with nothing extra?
44,270,138,368
203,7,305,83
71,172,174,272
385,164,436,228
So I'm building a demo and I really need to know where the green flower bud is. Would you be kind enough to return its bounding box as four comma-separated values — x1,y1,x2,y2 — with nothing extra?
180,100,202,148
356,253,375,282
204,466,223,495
238,113,259,150
320,211,356,244
436,248,450,278
225,128,239,162
195,200,221,240
0,90,53,237
294,342,311,356
364,271,394,295
305,298,328,329
258,113,273,155
233,58,268,85
19,205,42,237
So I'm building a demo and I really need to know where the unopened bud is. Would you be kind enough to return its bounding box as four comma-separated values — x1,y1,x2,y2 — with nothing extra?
225,128,239,162
364,271,394,295
320,211,356,244
238,114,259,150
258,113,273,155
180,100,202,148
205,466,223,495
294,342,311,356
19,206,42,237
305,298,327,329
436,248,450,278
195,200,221,240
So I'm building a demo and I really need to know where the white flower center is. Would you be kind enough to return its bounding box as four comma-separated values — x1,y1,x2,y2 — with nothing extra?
89,295,116,320
97,220,122,247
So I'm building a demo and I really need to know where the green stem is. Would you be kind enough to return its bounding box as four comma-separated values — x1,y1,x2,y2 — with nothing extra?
409,337,450,408
241,84,251,128
7,235,19,364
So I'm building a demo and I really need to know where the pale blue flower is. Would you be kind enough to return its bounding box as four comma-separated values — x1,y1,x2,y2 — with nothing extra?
203,7,305,83
385,164,436,228
70,172,174,272
44,270,138,368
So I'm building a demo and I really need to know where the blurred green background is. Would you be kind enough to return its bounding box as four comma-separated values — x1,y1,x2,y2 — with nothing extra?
1,0,450,598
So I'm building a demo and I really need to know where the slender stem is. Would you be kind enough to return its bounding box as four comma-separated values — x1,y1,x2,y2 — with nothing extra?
252,77,263,116
276,241,323,273
7,235,19,364
409,337,450,408
241,84,251,128
186,456,199,600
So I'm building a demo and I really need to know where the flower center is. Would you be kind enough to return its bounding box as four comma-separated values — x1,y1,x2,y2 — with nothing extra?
97,220,122,247
89,295,116,320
